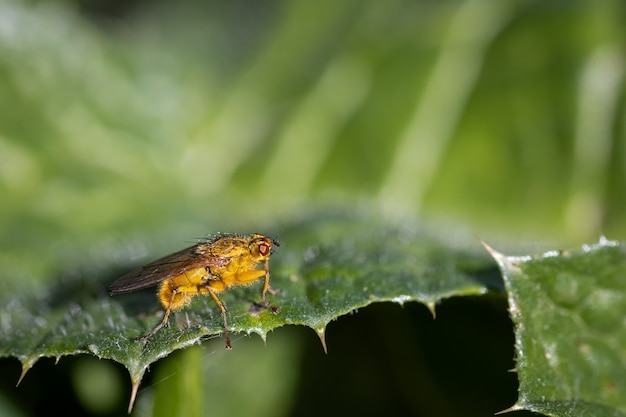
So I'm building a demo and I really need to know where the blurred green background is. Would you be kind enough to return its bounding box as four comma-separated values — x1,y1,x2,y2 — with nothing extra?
0,0,624,416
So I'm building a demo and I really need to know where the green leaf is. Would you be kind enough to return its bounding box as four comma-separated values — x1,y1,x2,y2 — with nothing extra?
488,238,626,417
0,210,496,411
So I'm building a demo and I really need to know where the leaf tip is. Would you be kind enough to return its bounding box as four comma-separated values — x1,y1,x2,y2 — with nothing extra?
127,370,146,414
16,357,37,386
494,402,523,415
16,368,28,387
255,330,268,347
480,240,501,259
480,241,523,269
481,241,531,275
127,383,138,414
316,327,328,354
425,301,436,318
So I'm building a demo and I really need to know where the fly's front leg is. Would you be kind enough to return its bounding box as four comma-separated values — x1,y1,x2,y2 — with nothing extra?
220,267,280,314
261,259,280,311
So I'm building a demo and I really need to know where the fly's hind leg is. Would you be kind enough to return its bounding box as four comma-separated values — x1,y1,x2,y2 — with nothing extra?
136,282,198,341
136,310,171,341
136,295,175,341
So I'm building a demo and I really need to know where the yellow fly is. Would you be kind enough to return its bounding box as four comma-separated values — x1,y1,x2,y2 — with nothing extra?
109,233,279,348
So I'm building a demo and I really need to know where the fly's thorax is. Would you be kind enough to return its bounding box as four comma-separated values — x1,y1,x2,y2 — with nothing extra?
207,235,250,258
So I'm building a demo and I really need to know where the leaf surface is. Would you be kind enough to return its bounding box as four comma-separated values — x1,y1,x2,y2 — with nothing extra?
0,211,496,410
489,239,626,417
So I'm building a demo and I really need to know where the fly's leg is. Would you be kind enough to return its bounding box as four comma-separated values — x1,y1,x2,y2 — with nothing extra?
136,292,176,341
221,263,280,314
204,287,232,349
136,310,171,341
135,282,232,349
136,282,199,341
263,259,280,313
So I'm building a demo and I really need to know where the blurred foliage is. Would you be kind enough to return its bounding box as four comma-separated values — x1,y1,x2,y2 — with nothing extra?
0,0,625,416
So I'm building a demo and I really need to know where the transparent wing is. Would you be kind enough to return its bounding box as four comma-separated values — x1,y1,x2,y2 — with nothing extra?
108,244,223,295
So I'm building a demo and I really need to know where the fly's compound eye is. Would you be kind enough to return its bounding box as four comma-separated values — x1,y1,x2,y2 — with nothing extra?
259,243,270,256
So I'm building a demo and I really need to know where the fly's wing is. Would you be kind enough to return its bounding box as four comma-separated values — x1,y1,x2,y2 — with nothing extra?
109,243,224,295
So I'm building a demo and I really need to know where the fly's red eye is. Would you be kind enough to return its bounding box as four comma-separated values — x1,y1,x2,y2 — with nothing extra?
259,243,269,256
